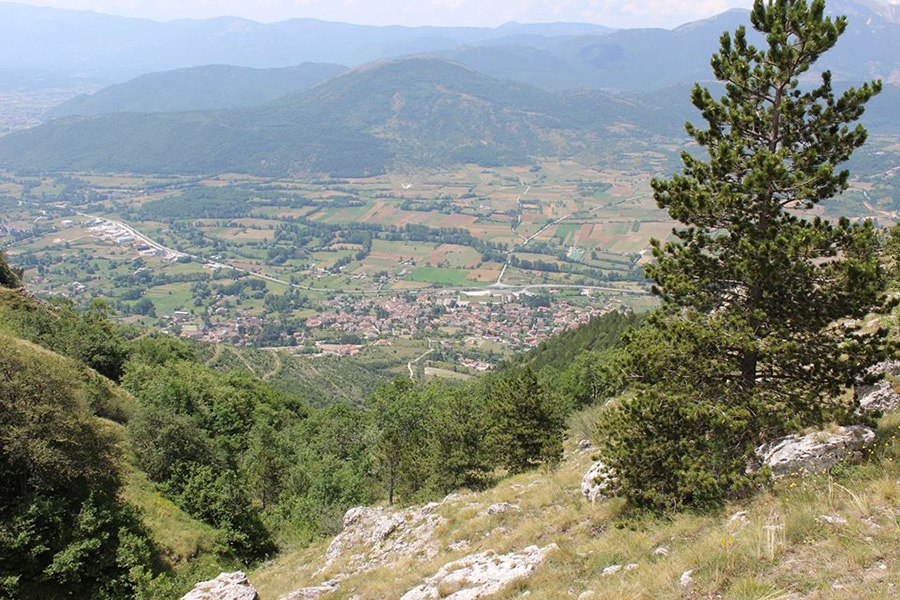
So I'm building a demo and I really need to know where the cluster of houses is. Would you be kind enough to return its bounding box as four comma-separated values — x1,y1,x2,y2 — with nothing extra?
168,288,616,354
299,290,616,349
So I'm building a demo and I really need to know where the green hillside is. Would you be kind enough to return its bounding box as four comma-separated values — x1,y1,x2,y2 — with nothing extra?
1,57,898,177
203,345,386,409
46,63,347,117
251,418,900,600
0,251,568,598
0,58,675,176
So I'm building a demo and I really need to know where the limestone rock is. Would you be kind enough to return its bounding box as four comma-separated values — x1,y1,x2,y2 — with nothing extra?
855,360,900,414
285,503,448,600
601,565,622,576
753,426,875,478
581,460,618,504
400,544,557,600
322,504,444,572
182,572,258,600
856,360,900,412
280,581,339,600
726,510,749,530
482,502,521,516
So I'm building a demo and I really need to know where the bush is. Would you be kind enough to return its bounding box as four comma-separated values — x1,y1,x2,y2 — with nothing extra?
168,464,275,561
597,388,765,511
0,336,156,599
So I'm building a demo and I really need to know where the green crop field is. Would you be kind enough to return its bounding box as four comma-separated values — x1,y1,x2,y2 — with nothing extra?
554,222,582,245
0,158,704,356
407,266,469,285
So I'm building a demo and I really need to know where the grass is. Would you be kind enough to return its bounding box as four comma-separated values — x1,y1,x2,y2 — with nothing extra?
554,222,582,245
250,407,900,600
407,266,469,286
122,466,222,565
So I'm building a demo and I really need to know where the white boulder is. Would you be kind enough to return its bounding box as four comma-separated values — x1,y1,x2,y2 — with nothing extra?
581,460,618,503
482,502,521,516
322,504,444,572
754,426,875,478
855,360,900,414
280,580,339,600
181,572,258,600
400,544,557,600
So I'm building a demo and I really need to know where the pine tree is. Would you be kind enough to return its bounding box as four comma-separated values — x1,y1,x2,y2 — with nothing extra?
486,367,563,474
600,0,888,510
648,0,886,415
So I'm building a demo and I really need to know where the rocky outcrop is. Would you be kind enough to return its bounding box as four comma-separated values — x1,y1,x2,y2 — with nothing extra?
856,360,900,414
181,572,258,600
581,460,618,503
280,581,339,600
400,544,558,600
481,502,520,516
279,502,448,599
323,502,445,571
754,426,875,478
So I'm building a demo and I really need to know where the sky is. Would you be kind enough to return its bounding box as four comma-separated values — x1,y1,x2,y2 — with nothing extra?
13,0,759,29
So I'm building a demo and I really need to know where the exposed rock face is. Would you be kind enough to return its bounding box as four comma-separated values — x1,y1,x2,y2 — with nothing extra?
754,426,875,478
323,502,445,571
281,502,449,599
400,544,558,600
181,572,258,600
856,360,900,414
481,502,520,516
279,581,339,600
581,460,618,503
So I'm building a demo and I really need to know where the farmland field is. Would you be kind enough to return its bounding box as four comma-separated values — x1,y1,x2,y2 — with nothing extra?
5,150,890,360
408,267,469,286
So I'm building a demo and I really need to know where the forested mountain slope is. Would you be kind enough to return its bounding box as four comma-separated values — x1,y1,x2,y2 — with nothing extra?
46,63,348,117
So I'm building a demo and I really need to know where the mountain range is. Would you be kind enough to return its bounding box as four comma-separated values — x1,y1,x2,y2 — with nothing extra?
2,1,898,90
0,1,612,82
1,56,896,178
45,63,347,117
0,1,898,177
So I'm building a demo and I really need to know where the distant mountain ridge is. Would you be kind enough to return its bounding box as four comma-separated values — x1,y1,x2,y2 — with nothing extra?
46,63,347,117
1,56,897,178
0,2,613,80
437,4,900,91
1,1,898,178
3,0,898,90
0,58,673,176
831,0,900,23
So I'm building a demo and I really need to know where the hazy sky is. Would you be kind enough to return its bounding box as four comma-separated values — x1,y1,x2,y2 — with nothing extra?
15,0,758,28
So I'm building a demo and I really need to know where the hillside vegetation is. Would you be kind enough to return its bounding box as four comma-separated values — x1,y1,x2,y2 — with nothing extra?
0,57,897,176
46,63,348,117
1,249,633,598
250,416,900,599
